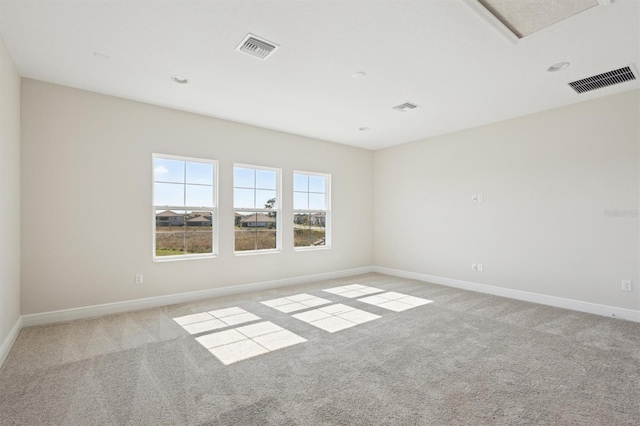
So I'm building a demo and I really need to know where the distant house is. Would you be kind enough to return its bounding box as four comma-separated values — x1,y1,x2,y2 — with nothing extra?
186,213,212,227
235,213,243,226
156,210,185,227
293,213,325,226
310,214,325,227
240,213,276,228
294,214,308,225
156,211,212,226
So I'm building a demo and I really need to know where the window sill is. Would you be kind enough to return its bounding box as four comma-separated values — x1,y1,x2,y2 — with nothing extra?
153,254,217,263
234,249,282,257
294,245,331,252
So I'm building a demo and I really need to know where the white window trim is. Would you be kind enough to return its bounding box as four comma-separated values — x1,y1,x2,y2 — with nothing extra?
234,163,282,255
152,153,218,262
293,170,331,251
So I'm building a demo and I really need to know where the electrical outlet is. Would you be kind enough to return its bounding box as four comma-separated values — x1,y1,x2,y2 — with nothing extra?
135,274,144,284
472,263,477,271
477,263,483,272
472,194,484,203
622,280,633,291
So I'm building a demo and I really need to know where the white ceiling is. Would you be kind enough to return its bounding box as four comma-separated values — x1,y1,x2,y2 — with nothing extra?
0,0,638,150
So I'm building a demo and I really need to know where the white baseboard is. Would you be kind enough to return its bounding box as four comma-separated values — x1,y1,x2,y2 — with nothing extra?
17,264,639,332
0,316,23,368
21,266,374,327
373,266,640,323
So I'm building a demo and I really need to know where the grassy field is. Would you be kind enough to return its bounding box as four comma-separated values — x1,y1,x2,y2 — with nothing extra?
155,248,184,256
235,229,277,251
156,226,326,255
155,227,212,256
293,228,325,247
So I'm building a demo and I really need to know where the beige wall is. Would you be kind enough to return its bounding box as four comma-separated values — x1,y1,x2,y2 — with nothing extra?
20,79,374,315
17,78,640,316
374,90,640,311
0,36,21,341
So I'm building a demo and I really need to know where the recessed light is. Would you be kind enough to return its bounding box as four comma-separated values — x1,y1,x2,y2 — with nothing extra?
353,72,367,79
359,127,370,131
548,62,570,72
172,75,189,84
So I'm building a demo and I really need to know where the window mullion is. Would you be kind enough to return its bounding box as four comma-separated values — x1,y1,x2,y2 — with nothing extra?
183,161,187,208
253,170,257,209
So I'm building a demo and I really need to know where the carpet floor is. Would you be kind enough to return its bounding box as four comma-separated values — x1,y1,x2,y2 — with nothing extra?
1,273,639,425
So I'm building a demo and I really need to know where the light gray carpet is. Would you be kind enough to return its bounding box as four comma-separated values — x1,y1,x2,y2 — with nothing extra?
1,273,639,425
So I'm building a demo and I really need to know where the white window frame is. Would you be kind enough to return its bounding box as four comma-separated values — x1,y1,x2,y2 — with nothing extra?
293,171,331,251
233,163,282,255
152,153,218,262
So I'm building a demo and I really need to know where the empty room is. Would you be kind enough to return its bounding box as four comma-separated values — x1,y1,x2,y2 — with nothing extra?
0,1,638,424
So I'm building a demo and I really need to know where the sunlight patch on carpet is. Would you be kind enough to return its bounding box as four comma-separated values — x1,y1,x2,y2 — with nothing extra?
323,284,384,298
358,292,433,312
293,303,380,333
173,307,261,334
196,321,306,365
261,293,331,313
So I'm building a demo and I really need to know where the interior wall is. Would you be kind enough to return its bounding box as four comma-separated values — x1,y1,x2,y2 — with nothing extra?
374,90,640,311
20,79,374,315
0,36,21,341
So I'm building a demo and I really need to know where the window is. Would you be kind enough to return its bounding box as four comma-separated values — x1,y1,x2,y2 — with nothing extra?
293,171,330,249
234,164,281,253
153,154,217,260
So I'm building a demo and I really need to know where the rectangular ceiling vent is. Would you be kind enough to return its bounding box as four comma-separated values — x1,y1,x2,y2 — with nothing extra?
569,66,637,94
393,102,419,112
236,34,279,60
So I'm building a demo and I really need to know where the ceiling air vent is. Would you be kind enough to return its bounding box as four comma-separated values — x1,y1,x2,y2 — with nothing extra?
236,34,279,60
569,66,637,94
393,102,419,112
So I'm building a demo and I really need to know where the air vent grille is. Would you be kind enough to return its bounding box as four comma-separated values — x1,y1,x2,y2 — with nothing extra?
393,102,419,112
236,34,279,60
569,66,636,94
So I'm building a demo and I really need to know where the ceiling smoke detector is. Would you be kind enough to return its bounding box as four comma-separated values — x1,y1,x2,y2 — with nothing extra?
568,65,637,94
236,34,279,60
393,102,419,112
548,62,570,72
172,75,189,84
